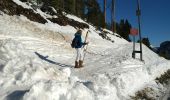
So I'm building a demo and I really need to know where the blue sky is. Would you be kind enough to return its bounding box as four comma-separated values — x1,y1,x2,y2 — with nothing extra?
98,0,170,47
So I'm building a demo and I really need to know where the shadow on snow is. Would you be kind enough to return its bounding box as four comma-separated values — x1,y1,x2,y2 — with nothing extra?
35,52,73,68
6,90,29,100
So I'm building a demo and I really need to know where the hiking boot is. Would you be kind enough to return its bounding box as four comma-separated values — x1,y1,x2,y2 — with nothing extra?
75,61,79,68
79,60,84,68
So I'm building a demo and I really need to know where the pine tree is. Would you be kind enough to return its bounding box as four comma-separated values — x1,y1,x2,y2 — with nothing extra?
37,0,104,28
75,0,85,18
72,0,76,14
85,0,104,27
124,20,131,41
63,0,76,14
118,19,125,38
51,0,64,11
117,19,131,41
138,38,151,48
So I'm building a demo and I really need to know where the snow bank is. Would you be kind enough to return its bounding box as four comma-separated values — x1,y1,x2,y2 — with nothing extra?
0,39,94,100
0,39,68,83
23,80,95,100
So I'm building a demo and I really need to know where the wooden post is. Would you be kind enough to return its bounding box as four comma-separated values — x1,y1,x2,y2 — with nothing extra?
132,36,136,58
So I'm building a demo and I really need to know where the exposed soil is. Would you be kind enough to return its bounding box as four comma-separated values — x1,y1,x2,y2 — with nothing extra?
0,0,47,24
0,0,89,29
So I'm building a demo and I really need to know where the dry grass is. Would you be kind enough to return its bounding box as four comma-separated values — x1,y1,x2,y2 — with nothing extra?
155,69,170,84
131,69,170,100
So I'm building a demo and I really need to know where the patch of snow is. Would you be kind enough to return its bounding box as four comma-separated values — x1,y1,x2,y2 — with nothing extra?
12,0,32,9
66,14,87,24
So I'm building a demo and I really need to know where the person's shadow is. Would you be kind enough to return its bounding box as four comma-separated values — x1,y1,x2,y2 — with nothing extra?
6,90,28,100
168,97,170,100
35,52,73,68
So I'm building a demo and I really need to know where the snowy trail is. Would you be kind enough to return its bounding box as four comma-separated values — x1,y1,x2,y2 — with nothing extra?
72,43,144,80
0,34,144,79
0,34,147,80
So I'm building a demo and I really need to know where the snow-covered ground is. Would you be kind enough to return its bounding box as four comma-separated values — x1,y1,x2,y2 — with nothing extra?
0,1,170,100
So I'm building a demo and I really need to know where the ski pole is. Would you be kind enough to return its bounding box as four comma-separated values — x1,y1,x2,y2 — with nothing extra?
83,30,89,61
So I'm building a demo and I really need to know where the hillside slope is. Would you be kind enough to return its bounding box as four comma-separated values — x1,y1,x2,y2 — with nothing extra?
0,0,170,100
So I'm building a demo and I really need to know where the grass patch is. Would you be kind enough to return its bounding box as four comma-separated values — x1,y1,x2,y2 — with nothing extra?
130,87,155,100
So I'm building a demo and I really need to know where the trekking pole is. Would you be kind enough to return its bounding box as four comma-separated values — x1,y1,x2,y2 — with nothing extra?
83,30,89,61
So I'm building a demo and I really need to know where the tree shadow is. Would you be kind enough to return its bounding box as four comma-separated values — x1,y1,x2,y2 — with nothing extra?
6,90,29,100
35,52,74,68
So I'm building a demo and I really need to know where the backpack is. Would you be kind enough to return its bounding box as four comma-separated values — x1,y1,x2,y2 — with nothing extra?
71,37,78,48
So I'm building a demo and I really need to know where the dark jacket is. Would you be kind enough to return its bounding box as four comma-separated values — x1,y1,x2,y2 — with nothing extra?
74,33,86,48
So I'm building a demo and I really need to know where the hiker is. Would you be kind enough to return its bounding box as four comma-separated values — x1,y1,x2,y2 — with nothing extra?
73,30,88,68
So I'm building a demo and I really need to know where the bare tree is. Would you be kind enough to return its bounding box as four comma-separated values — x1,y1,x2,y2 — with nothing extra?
104,0,106,28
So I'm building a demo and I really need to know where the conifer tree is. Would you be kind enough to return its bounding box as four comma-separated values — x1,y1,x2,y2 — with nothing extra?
117,19,131,41
86,0,104,27
75,0,85,18
138,38,151,48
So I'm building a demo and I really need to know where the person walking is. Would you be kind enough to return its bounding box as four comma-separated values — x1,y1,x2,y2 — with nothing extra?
73,30,88,68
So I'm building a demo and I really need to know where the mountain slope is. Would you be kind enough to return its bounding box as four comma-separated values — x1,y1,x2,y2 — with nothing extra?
0,0,170,100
